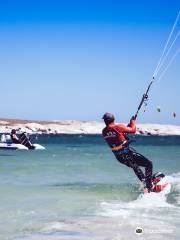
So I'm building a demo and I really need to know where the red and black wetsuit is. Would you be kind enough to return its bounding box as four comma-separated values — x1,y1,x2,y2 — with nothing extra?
102,119,153,190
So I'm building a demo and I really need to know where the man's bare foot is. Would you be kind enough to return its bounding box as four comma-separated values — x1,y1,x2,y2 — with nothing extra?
144,187,151,193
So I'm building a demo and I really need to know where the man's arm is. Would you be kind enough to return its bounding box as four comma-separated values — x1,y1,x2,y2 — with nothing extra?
117,116,136,134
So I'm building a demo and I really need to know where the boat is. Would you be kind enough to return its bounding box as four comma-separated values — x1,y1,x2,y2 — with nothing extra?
0,133,45,150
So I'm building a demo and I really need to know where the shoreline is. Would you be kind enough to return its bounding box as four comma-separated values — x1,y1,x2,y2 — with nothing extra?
0,118,180,136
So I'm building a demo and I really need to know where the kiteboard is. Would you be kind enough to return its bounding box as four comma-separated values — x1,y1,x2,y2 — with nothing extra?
144,172,171,193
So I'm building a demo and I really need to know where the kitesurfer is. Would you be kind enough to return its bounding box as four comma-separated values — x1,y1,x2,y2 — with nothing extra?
102,112,153,192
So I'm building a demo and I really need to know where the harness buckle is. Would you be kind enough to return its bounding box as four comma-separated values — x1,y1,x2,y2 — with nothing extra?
111,141,127,152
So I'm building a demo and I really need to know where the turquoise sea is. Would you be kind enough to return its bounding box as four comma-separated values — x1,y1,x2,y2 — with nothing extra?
0,135,180,240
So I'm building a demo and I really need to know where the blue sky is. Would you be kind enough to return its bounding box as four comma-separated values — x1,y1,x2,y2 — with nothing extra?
0,0,179,124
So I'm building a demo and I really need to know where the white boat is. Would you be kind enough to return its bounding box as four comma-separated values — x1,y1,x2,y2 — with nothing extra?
0,142,28,150
0,134,45,150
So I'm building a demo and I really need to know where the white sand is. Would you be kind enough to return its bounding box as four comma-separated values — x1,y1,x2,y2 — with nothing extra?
0,120,180,136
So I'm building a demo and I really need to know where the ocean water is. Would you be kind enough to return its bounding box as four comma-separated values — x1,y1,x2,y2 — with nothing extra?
0,135,180,240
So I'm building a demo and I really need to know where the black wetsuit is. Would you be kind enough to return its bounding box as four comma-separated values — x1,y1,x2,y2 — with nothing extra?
113,147,153,189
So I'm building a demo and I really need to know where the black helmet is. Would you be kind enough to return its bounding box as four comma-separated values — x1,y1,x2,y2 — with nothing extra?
11,129,16,134
102,112,115,124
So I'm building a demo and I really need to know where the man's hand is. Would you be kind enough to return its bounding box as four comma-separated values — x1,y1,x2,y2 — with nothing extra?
127,116,136,127
130,116,136,121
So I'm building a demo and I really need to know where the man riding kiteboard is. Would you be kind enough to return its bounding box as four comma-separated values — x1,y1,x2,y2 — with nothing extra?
101,11,180,193
102,112,153,193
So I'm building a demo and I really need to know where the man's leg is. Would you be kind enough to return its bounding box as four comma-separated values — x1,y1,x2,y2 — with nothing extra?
130,150,153,190
115,150,153,190
116,152,146,182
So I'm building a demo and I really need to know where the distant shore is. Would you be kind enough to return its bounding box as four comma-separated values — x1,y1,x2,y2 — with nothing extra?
0,118,180,136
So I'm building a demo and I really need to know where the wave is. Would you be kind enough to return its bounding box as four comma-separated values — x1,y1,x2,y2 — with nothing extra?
13,173,180,240
99,172,180,218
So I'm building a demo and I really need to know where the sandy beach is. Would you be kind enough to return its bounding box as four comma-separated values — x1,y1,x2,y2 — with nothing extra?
0,118,180,136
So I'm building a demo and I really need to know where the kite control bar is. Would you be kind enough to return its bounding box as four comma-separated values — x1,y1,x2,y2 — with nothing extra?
134,79,154,120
